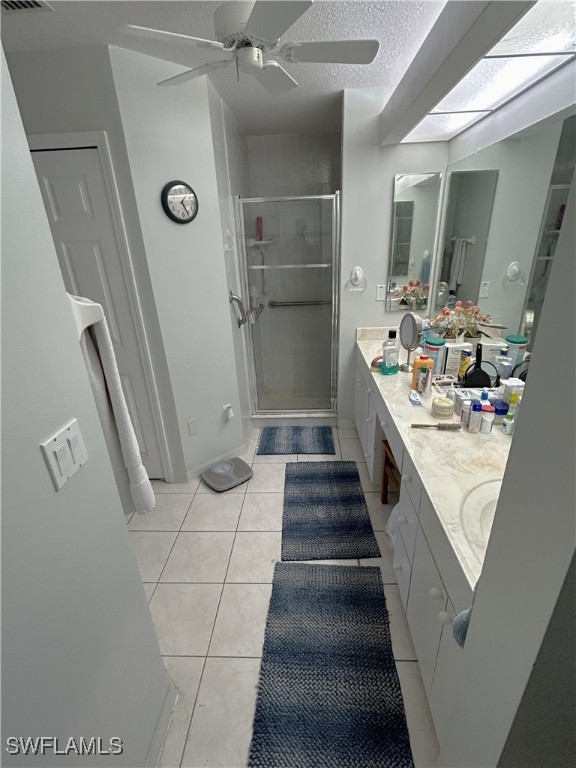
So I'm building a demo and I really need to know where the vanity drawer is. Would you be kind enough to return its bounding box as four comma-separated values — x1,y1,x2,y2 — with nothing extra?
378,402,404,472
396,487,419,565
400,448,422,512
392,529,412,609
419,490,473,612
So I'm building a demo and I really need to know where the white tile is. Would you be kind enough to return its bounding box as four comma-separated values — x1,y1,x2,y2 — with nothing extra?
340,437,365,462
337,426,358,439
297,443,342,462
237,493,283,531
142,583,156,602
209,583,273,657
197,478,248,495
161,532,235,583
226,532,281,583
129,494,193,531
182,658,260,768
160,657,204,768
253,452,297,464
246,463,286,493
149,583,221,656
396,661,440,768
360,531,397,584
152,478,201,494
129,531,177,582
182,494,243,531
365,492,394,531
384,584,417,661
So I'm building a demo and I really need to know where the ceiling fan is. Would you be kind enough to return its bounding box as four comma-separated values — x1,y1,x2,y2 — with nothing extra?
113,0,379,95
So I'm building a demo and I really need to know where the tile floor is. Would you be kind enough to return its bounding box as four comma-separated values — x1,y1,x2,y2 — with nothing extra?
128,427,439,768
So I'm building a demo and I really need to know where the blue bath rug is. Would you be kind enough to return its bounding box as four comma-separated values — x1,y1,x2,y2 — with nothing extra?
282,461,380,560
257,426,335,455
248,563,414,768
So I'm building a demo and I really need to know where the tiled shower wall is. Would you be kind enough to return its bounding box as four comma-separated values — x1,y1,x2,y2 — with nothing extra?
246,133,341,197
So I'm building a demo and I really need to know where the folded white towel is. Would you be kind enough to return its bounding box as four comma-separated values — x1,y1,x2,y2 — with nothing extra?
79,305,155,515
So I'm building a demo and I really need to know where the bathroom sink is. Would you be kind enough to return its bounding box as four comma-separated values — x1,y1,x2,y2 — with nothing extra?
460,479,503,562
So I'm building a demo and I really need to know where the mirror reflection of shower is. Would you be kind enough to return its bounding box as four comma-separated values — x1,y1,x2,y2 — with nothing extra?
239,195,339,413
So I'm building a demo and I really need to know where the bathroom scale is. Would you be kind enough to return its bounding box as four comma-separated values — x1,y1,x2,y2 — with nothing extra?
201,457,253,492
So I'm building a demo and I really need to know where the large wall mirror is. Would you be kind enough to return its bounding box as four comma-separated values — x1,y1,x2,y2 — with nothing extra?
387,172,442,311
433,114,575,349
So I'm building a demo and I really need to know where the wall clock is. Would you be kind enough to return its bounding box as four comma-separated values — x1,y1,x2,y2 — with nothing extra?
160,180,199,224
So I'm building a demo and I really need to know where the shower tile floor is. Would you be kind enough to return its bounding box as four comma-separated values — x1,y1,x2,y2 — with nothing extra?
128,426,439,768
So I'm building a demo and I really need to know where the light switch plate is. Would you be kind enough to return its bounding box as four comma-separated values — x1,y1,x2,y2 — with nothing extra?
40,419,88,491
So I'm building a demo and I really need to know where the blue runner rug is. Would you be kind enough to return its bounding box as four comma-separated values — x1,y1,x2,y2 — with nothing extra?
257,426,335,455
248,563,414,768
282,461,380,560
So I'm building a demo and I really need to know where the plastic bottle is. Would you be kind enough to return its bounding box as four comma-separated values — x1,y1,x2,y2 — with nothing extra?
423,335,446,375
505,334,528,370
480,388,490,404
480,404,496,433
458,350,473,382
492,400,509,425
460,400,472,428
381,330,399,375
411,354,434,391
508,392,520,416
495,346,513,379
468,401,482,433
502,413,515,435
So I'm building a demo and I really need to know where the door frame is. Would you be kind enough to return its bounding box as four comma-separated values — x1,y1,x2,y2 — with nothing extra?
29,130,173,481
235,193,340,416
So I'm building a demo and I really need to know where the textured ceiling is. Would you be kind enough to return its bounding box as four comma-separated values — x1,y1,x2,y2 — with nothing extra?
2,1,445,134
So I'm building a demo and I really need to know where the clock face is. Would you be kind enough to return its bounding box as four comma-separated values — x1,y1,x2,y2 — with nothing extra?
161,181,198,223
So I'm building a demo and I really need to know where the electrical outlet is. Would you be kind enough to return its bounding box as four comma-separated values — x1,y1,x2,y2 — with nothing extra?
479,280,490,298
376,285,386,301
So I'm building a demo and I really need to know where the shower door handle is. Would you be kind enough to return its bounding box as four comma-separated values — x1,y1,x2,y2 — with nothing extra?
229,291,248,327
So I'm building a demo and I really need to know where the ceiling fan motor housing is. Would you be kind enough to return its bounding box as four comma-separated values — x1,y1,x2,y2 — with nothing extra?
237,45,263,72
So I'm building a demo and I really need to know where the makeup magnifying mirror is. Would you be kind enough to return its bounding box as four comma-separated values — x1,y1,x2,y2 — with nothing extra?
399,312,422,373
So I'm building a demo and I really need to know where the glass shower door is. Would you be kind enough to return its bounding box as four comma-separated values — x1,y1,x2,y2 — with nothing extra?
239,195,338,413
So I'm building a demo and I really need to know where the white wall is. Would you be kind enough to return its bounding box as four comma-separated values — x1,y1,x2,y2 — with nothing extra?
246,132,341,197
436,175,575,768
6,46,187,481
109,47,244,476
1,47,174,766
339,87,448,422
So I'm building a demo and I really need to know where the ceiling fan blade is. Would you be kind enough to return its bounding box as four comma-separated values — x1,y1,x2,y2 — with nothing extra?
116,25,233,54
246,1,312,41
157,60,231,87
281,39,379,64
254,61,298,95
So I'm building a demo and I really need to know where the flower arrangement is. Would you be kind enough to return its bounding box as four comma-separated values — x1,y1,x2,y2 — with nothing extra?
429,300,492,338
394,279,429,307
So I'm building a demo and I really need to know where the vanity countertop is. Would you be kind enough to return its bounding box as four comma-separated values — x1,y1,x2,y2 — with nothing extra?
356,332,512,588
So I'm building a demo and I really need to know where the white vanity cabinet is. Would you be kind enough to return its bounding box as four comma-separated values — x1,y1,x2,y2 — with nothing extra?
353,364,383,483
354,340,475,750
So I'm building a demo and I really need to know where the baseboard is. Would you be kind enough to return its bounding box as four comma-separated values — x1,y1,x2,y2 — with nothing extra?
145,676,177,768
186,443,246,482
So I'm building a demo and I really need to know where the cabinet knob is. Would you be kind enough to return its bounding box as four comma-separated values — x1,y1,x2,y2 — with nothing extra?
393,561,402,572
366,417,371,423
356,379,361,385
398,516,407,525
368,386,373,394
438,611,453,625
402,474,412,484
430,587,443,600
380,421,388,430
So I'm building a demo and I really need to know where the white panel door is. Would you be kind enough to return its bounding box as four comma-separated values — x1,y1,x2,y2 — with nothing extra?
32,147,164,478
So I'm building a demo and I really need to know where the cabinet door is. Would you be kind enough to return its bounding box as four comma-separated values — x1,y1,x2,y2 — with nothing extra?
406,525,448,695
354,367,369,452
429,600,462,749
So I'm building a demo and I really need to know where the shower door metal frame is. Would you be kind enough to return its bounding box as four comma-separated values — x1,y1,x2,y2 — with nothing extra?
235,192,340,416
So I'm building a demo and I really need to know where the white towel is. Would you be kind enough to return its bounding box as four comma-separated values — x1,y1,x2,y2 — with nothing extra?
80,313,155,515
449,238,468,292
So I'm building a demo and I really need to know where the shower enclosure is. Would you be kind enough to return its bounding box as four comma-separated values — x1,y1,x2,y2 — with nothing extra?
236,194,339,414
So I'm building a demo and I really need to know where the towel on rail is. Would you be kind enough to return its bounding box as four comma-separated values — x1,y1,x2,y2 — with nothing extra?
79,308,155,516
